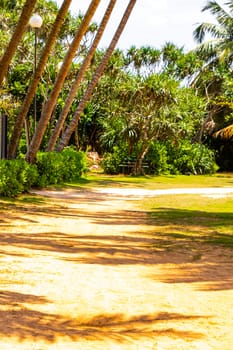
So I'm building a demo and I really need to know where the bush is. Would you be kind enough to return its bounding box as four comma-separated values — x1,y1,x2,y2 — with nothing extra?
146,140,218,175
101,141,218,176
146,141,173,175
35,149,87,187
101,147,126,174
61,147,87,181
0,149,87,198
170,141,218,175
0,159,38,197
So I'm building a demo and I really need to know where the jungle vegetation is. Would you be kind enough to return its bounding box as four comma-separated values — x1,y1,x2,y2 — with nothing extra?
1,0,233,178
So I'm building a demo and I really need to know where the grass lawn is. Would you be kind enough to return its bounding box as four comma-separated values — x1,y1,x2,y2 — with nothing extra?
142,194,233,250
71,172,233,189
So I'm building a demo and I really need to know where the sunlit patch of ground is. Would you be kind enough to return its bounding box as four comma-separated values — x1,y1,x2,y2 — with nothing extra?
0,187,232,349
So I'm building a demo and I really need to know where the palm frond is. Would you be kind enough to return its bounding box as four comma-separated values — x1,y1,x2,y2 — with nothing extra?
193,38,220,60
222,0,233,15
214,124,233,139
190,40,227,87
218,47,231,62
193,22,227,43
202,1,233,25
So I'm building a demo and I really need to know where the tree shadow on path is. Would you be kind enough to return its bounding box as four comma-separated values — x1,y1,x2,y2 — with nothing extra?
0,289,206,343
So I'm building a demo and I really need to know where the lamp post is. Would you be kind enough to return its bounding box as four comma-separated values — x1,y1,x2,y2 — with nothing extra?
0,115,7,159
29,14,43,132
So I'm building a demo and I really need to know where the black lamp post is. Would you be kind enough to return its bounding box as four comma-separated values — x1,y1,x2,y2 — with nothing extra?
0,115,7,159
29,14,43,132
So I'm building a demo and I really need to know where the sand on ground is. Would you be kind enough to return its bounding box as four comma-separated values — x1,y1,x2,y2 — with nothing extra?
0,186,233,350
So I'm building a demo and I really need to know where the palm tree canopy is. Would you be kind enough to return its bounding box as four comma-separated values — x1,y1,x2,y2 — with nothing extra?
193,0,233,64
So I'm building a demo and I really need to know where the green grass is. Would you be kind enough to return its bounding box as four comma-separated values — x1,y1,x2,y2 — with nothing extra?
69,172,233,190
142,194,233,249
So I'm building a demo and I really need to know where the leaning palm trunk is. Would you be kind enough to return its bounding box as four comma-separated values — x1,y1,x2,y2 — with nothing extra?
56,0,137,152
0,0,37,86
26,0,101,163
46,0,117,152
8,0,72,159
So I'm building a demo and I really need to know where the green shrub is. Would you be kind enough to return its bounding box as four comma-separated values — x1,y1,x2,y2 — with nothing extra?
0,149,87,197
170,141,218,175
146,140,218,175
146,141,172,175
0,159,38,197
36,152,65,187
101,141,218,176
61,147,87,181
35,149,87,187
101,147,126,174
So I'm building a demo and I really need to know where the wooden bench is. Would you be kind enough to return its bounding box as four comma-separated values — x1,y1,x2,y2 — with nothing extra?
119,160,149,175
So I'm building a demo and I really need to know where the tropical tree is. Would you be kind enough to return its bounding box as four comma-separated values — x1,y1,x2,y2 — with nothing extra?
98,72,205,174
191,1,233,142
125,45,161,76
8,0,73,159
46,0,118,152
0,0,37,85
123,42,204,84
193,0,233,66
161,42,204,82
26,0,101,163
56,0,138,152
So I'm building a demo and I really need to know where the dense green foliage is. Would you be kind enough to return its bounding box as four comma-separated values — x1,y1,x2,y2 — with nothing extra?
101,140,218,175
1,0,233,175
0,159,37,197
0,149,87,197
36,148,87,187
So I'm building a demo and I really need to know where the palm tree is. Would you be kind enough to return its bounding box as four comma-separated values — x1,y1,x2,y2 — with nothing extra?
0,0,37,85
56,0,138,152
193,0,233,66
8,0,73,159
191,1,233,142
126,45,161,76
46,0,118,152
26,0,101,163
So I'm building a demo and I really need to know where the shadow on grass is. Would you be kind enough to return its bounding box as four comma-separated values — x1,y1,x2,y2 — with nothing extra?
0,290,206,343
151,207,233,226
149,207,233,247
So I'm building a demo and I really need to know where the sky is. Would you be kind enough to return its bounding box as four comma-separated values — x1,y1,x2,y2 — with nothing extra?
55,0,226,51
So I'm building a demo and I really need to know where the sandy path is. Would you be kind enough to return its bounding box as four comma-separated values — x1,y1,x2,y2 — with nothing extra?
0,187,233,350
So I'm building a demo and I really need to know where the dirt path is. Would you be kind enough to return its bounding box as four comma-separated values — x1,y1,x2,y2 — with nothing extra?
0,187,233,350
